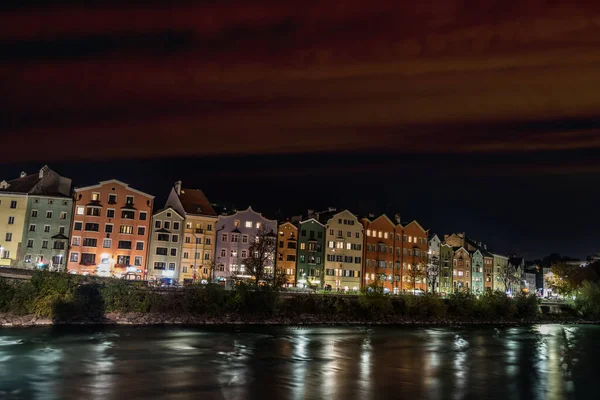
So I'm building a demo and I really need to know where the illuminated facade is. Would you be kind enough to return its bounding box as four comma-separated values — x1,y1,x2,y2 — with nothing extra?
470,249,485,294
214,207,276,284
452,247,471,292
0,166,72,270
147,207,184,283
439,243,454,295
66,179,154,279
400,221,429,293
277,222,298,286
165,181,217,284
361,214,402,293
323,210,363,291
428,234,441,293
296,218,325,288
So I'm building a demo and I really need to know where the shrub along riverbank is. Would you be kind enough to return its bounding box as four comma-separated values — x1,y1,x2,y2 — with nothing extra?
0,272,595,326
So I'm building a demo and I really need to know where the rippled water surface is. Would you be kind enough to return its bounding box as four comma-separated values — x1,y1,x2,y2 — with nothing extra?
0,324,598,399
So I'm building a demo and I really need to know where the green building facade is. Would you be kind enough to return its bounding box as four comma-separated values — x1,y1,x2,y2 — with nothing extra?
470,249,485,294
296,218,325,289
439,244,454,295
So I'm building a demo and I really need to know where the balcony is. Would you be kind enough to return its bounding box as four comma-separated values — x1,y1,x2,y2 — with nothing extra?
195,228,204,234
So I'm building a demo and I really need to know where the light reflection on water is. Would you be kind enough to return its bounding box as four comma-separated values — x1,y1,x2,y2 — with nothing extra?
0,324,598,399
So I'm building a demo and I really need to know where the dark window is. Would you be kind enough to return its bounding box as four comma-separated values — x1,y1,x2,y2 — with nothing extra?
121,210,135,219
108,194,117,204
279,241,284,248
74,222,82,231
136,242,144,251
107,209,115,218
86,207,101,217
53,241,66,250
156,247,168,255
164,221,171,230
286,255,296,262
170,248,177,257
139,212,147,221
10,201,17,209
137,227,146,236
287,242,297,249
81,253,96,265
105,224,113,233
301,230,306,237
154,262,166,270
157,233,169,241
83,238,97,247
173,222,180,230
118,241,132,250
318,231,323,238
172,235,179,243
84,223,99,232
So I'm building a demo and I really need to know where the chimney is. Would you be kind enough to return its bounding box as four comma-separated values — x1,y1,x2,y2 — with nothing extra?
459,232,465,238
174,180,182,196
20,171,26,178
484,244,487,250
394,213,401,224
328,207,337,212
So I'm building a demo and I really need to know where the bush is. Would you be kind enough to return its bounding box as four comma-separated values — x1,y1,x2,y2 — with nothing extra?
446,292,476,319
474,291,516,321
575,281,600,319
405,294,447,320
358,290,393,320
513,293,539,319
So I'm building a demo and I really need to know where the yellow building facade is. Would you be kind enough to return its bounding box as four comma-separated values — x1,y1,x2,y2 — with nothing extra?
165,181,218,284
0,193,27,267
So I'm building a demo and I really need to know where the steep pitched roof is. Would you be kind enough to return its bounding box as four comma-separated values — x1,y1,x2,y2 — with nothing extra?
178,188,217,216
0,172,40,193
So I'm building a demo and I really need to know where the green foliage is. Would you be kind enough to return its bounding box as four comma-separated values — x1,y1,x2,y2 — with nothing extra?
474,291,516,321
513,293,540,319
405,294,447,320
446,292,476,319
575,281,600,320
358,289,393,320
100,280,156,313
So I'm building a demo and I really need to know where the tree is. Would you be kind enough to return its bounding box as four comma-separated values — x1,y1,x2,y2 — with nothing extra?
426,253,440,294
548,262,598,296
406,259,426,294
495,263,519,294
241,226,277,287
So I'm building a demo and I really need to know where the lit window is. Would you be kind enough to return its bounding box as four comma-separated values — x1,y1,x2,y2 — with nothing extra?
245,221,252,228
76,206,84,215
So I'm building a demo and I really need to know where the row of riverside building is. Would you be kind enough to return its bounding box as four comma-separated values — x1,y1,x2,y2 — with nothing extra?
0,166,528,294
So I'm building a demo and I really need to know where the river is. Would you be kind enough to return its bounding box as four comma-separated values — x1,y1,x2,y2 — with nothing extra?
0,324,597,399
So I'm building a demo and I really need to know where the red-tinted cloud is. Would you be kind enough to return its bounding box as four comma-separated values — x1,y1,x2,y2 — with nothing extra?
2,0,600,162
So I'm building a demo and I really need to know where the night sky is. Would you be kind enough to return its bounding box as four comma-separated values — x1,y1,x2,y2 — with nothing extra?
1,0,599,260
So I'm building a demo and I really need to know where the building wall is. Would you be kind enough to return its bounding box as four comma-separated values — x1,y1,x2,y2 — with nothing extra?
400,222,428,292
277,222,298,286
296,219,325,288
19,195,73,270
362,216,400,293
471,250,485,294
214,207,276,283
0,194,27,267
324,210,363,291
147,208,184,283
180,215,217,283
428,235,441,293
493,254,509,292
66,181,153,278
452,248,471,292
483,256,494,290
439,244,454,295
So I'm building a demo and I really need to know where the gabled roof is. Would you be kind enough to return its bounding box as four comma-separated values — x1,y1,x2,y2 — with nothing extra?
402,220,427,232
153,206,184,219
278,221,298,230
51,233,69,240
178,188,217,216
299,218,325,227
75,179,154,198
0,172,40,194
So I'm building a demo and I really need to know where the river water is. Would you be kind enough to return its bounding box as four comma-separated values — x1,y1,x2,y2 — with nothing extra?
0,324,597,399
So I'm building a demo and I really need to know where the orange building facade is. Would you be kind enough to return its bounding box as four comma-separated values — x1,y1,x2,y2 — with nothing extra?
66,180,154,279
277,222,298,286
400,221,429,293
362,215,401,293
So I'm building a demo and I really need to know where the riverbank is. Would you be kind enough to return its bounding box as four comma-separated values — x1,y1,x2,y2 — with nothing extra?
1,311,596,328
3,271,598,328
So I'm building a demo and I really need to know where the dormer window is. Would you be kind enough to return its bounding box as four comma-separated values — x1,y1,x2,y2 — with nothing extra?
0,181,8,189
108,194,117,204
91,192,100,202
126,196,134,205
